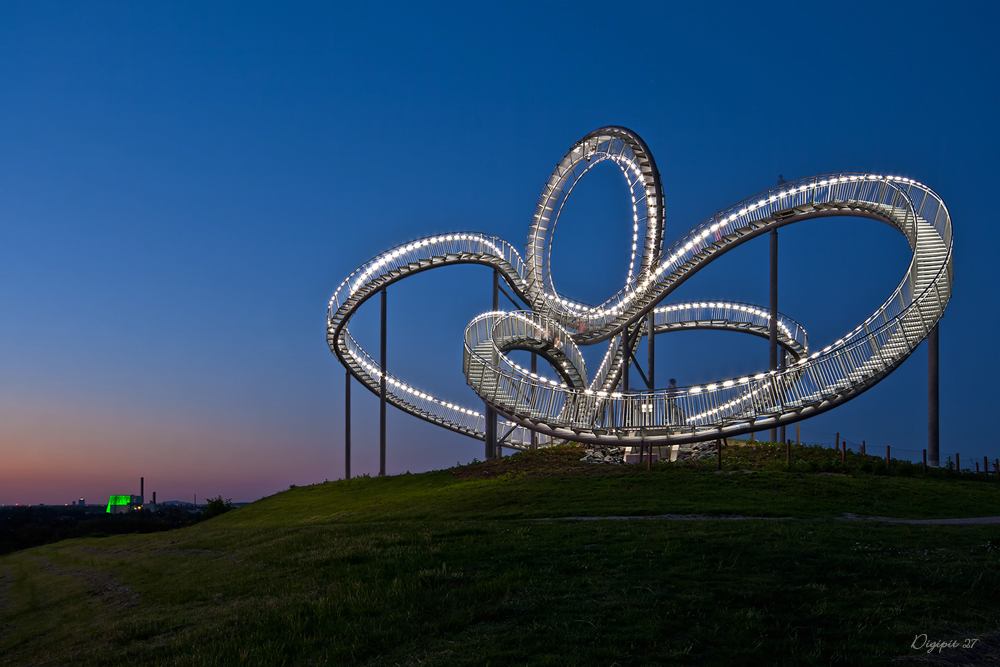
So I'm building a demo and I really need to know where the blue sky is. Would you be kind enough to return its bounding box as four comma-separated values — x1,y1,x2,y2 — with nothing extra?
1,2,996,504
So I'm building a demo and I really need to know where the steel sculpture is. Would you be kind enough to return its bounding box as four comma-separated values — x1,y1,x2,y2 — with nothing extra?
328,126,953,452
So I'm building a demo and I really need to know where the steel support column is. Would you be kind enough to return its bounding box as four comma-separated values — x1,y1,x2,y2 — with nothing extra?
779,348,786,444
485,270,499,459
485,406,495,459
648,310,655,391
623,350,629,393
379,287,387,476
928,323,940,467
345,369,351,480
769,228,778,443
492,268,499,310
530,352,537,450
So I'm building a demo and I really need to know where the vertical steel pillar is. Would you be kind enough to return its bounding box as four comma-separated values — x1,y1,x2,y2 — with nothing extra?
623,327,630,392
379,287,387,476
484,408,495,459
928,323,940,467
779,348,786,444
345,369,351,480
485,270,500,459
648,310,655,390
490,269,503,458
769,228,778,443
530,352,537,450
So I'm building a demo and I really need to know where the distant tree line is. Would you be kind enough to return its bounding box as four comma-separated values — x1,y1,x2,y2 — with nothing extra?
0,504,220,557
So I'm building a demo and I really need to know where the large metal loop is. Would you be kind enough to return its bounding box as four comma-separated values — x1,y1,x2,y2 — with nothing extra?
328,127,953,448
525,126,664,327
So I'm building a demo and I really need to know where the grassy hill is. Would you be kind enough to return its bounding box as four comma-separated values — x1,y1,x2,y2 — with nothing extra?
2,444,999,666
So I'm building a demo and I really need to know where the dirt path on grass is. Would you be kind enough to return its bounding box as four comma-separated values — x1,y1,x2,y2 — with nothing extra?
536,514,792,521
25,555,139,609
0,565,10,625
538,514,1000,524
841,514,1000,525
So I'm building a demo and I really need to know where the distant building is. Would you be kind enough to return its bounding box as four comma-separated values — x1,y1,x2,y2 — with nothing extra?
106,494,142,514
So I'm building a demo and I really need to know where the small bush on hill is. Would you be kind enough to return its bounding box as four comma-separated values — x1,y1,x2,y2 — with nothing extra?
202,496,234,520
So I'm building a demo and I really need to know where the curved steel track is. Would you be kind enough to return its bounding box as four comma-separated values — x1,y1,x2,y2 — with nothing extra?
328,126,953,448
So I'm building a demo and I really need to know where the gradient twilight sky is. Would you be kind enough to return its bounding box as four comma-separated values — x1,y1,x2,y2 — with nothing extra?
2,2,997,505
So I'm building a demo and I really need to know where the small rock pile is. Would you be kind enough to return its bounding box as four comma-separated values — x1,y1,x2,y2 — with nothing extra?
580,446,625,465
676,442,719,461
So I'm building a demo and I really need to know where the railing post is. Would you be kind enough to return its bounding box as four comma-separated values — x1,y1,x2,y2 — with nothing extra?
928,323,940,467
769,227,778,443
345,369,351,480
379,287,387,477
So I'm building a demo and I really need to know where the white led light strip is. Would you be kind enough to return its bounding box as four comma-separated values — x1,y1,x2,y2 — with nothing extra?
328,127,953,448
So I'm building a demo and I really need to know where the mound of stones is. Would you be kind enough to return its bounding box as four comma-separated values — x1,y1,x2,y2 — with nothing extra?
581,441,721,465
580,446,625,465
676,442,719,461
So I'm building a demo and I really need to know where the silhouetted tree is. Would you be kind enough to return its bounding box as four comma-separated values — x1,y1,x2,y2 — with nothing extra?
202,496,234,520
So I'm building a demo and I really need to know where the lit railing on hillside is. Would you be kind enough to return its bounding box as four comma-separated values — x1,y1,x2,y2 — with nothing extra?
328,125,953,449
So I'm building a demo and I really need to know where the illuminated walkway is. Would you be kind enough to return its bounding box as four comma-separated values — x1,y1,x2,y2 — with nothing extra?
328,127,953,448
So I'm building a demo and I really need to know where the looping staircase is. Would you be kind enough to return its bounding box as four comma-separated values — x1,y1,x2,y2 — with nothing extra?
328,127,953,449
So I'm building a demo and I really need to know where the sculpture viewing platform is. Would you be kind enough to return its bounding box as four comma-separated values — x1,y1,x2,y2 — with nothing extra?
328,126,953,464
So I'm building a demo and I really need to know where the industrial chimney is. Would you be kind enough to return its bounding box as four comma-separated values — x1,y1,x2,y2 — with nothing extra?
140,477,144,505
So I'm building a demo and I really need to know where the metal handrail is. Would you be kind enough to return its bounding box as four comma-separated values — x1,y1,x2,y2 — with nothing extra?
327,126,953,449
458,176,950,444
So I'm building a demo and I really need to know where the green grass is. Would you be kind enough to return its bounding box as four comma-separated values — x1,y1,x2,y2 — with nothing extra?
2,444,1000,666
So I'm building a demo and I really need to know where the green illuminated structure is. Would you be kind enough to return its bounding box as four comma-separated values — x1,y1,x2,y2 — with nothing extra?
106,495,134,514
